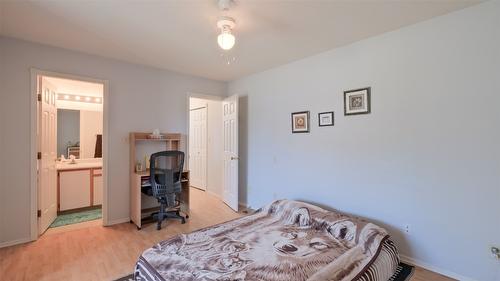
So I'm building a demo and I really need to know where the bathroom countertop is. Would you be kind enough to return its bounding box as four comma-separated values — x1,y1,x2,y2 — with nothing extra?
57,160,102,171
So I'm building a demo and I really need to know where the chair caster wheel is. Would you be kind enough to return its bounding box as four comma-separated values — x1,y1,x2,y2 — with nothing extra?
156,225,161,230
185,214,189,219
137,226,141,230
181,218,186,224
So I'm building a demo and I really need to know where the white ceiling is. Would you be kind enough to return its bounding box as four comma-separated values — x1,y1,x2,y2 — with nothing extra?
0,0,482,81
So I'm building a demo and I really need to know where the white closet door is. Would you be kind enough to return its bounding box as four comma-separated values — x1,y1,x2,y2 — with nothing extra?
38,77,58,234
189,107,207,190
222,95,238,211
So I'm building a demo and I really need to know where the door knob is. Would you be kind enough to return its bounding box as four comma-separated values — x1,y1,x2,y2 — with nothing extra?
231,156,239,160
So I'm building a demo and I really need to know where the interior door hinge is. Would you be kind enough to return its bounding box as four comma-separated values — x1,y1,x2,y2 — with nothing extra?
37,152,42,160
37,94,42,102
37,210,41,218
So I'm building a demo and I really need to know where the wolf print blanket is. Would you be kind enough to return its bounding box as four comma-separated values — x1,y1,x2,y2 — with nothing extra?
135,200,389,281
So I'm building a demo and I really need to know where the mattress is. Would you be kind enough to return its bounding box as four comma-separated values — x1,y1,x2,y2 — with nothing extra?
134,200,399,281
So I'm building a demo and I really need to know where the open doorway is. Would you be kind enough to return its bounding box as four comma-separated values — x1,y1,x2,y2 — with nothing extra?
34,73,107,237
188,96,223,197
188,93,239,212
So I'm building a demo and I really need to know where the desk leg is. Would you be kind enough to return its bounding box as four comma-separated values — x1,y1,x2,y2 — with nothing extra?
130,174,142,230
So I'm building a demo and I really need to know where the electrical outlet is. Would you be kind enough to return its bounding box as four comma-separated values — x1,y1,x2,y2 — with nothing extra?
404,224,411,235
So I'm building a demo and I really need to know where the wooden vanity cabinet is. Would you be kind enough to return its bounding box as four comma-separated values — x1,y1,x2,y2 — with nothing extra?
58,167,103,212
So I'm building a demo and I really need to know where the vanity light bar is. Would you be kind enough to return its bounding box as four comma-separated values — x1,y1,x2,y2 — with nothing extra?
57,93,102,104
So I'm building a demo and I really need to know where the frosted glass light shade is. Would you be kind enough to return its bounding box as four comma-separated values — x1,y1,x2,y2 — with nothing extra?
217,31,235,50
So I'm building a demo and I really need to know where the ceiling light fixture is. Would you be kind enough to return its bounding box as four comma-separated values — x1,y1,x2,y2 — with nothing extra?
57,93,102,104
217,16,236,51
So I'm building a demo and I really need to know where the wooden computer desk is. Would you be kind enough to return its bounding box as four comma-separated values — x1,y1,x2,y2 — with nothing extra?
129,132,190,230
129,170,190,230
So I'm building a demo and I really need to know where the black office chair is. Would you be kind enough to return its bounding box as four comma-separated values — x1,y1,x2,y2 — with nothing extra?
149,151,186,230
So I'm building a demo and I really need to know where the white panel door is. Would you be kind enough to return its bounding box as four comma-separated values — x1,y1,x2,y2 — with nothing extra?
189,107,207,190
222,95,238,211
38,77,58,234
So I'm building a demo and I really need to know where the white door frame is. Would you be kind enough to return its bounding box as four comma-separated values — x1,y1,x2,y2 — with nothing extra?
185,92,222,193
29,68,110,241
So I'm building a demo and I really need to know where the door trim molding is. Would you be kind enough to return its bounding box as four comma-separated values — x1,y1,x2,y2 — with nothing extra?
29,68,110,241
190,105,207,111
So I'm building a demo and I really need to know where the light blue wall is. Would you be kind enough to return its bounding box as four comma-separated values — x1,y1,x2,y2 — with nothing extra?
0,36,226,245
57,109,80,157
229,2,500,280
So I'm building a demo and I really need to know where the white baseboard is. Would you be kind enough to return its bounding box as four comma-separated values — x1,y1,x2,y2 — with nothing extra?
105,217,130,226
0,237,32,248
400,255,477,281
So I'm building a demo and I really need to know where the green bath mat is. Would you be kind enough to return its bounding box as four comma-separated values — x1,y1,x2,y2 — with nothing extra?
50,208,102,228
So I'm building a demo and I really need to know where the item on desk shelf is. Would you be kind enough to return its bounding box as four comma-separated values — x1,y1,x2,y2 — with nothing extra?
149,129,165,139
145,154,150,170
136,161,143,172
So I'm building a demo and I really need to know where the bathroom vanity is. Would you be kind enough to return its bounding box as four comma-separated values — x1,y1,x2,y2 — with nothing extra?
57,159,103,212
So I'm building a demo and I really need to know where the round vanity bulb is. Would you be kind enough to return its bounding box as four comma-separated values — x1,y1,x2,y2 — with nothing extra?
217,30,235,50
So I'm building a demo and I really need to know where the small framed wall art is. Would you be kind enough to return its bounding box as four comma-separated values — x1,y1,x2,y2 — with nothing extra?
291,111,310,133
344,87,371,116
318,111,334,127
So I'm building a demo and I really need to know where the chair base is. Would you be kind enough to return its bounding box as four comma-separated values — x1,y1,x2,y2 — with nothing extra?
152,209,186,230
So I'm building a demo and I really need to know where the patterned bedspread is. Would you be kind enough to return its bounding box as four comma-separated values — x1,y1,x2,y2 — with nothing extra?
135,200,392,281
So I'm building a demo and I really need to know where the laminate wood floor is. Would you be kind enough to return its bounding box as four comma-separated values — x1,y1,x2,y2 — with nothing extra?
0,188,455,281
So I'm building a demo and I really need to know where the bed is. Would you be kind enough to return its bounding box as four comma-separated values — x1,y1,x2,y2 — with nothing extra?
134,200,399,281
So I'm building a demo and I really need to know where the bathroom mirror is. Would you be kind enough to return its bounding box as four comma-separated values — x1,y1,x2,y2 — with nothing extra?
57,109,103,159
57,109,80,158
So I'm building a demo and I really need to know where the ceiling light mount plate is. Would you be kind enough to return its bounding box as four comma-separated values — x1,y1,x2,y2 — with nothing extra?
218,0,233,11
217,16,236,29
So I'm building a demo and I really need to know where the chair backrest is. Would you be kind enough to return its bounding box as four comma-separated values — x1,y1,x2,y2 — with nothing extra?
149,151,185,199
